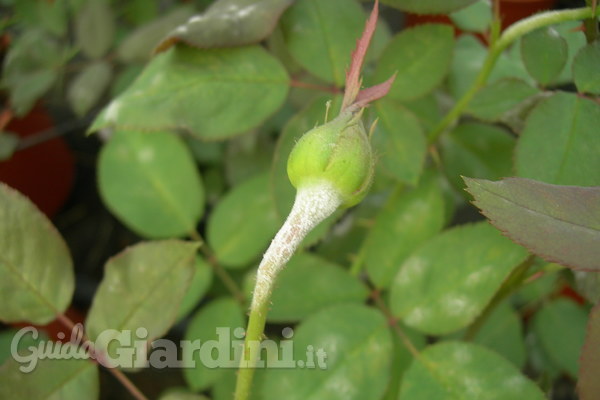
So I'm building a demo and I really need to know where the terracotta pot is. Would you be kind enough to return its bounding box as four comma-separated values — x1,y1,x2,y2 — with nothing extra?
499,0,558,29
11,307,85,342
404,0,559,32
0,106,75,217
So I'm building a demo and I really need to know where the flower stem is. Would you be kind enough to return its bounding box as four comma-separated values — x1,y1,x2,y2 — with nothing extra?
234,183,341,400
427,6,600,144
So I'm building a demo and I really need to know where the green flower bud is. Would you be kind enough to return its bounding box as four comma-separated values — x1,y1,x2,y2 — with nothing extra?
287,109,374,208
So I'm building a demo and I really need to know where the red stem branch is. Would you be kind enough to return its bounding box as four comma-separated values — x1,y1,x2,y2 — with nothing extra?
55,313,149,400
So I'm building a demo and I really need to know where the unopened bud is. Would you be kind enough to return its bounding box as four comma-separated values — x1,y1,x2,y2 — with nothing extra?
287,108,374,208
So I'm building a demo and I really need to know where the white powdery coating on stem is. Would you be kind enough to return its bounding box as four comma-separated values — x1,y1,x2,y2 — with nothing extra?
251,182,341,311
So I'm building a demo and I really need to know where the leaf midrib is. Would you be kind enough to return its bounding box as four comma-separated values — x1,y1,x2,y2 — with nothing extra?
112,248,195,336
41,360,95,399
472,182,600,233
0,255,58,318
124,132,196,235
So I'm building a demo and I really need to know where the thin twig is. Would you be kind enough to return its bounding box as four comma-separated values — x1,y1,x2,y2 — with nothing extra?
109,368,150,400
371,289,420,359
55,313,149,400
190,230,246,305
0,108,13,131
16,117,92,151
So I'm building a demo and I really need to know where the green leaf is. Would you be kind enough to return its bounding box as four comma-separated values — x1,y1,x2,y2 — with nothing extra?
399,341,545,399
156,0,293,52
116,6,196,63
160,388,210,400
98,130,205,238
381,0,478,14
465,177,600,270
0,344,99,399
0,183,74,324
573,41,600,95
281,0,358,86
183,297,244,391
552,21,587,84
177,256,213,320
375,24,454,101
0,132,19,161
381,324,426,400
466,78,538,121
441,122,514,193
575,271,600,304
578,302,600,400
90,46,289,140
0,329,47,365
67,61,112,116
364,175,446,289
521,27,568,86
471,302,526,368
110,64,144,97
75,0,115,59
86,240,198,361
449,34,531,99
14,0,69,37
515,92,600,186
449,0,492,33
2,31,64,116
122,0,159,25
207,172,279,268
225,132,274,186
401,94,442,133
373,100,426,184
533,298,587,377
260,304,393,400
390,222,528,335
280,0,368,86
244,253,369,322
511,265,558,307
186,137,224,166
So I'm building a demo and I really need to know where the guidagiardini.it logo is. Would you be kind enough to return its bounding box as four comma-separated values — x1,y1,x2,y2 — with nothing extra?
10,323,327,373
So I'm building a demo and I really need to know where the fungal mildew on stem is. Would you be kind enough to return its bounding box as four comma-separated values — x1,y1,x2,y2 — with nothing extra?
234,1,396,398
252,183,341,310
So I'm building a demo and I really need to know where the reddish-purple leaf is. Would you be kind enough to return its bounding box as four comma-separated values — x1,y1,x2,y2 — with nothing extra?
341,0,379,110
354,73,397,108
578,302,600,399
464,177,600,271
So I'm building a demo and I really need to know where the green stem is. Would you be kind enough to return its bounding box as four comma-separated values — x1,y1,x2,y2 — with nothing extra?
427,51,499,143
464,255,535,341
427,6,600,144
234,294,270,400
